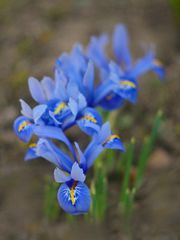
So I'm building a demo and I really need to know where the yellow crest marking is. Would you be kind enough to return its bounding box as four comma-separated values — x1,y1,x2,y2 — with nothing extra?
29,143,37,148
70,188,76,205
18,121,31,132
107,134,120,142
120,80,136,88
82,115,97,123
70,182,77,205
54,102,66,115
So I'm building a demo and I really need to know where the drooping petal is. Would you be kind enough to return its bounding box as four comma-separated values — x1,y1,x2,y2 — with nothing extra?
19,99,33,119
28,77,46,103
13,116,34,143
99,92,124,110
54,167,71,183
36,139,73,171
115,79,138,104
103,134,125,151
71,162,86,182
127,49,165,80
57,181,91,215
33,126,76,159
129,50,155,78
152,59,165,80
24,143,37,161
77,108,102,136
34,125,66,143
36,139,59,166
93,80,118,106
113,24,132,68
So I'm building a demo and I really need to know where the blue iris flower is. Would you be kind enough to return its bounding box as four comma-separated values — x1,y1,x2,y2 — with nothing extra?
87,24,165,109
13,23,164,215
55,44,95,106
14,62,102,143
24,122,124,214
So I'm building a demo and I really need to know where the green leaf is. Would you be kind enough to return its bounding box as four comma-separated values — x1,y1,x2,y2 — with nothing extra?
43,175,60,221
135,110,163,189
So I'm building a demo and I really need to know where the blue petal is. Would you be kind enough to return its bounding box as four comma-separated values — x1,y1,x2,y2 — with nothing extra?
77,93,87,111
95,122,112,144
103,134,125,151
54,70,68,101
24,143,37,161
49,100,72,123
74,142,87,170
71,44,87,74
85,144,104,169
56,53,82,89
115,79,138,104
28,77,46,103
36,139,60,166
41,77,55,100
83,60,94,102
77,108,102,136
57,181,91,215
19,99,33,119
67,80,79,99
127,50,157,78
71,162,86,182
87,34,109,70
113,24,132,68
54,168,71,183
93,80,118,106
68,97,78,118
152,60,165,80
100,92,124,110
109,61,124,77
36,139,73,171
33,126,76,160
33,104,47,123
13,116,34,143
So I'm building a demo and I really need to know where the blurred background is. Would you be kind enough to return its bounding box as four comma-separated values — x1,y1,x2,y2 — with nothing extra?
0,0,180,239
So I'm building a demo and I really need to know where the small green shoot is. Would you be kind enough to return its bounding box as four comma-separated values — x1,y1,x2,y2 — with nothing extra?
135,110,163,189
43,175,60,221
90,163,108,221
120,138,135,207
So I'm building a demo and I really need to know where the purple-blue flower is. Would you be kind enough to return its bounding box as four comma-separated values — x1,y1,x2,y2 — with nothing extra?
24,122,124,214
13,23,164,215
13,64,102,144
87,24,165,109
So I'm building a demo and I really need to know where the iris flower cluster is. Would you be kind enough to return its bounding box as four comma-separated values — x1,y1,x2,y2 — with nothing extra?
13,24,164,215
